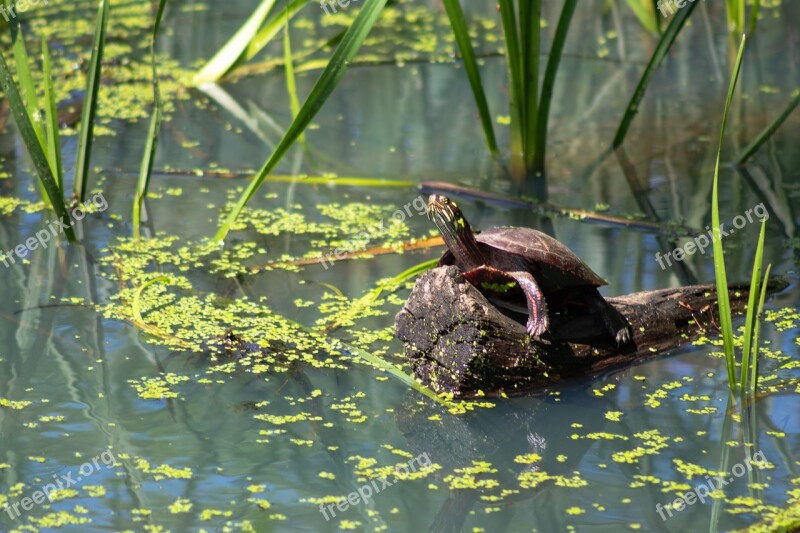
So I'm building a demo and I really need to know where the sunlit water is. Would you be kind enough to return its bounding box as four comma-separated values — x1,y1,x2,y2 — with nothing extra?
1,0,798,531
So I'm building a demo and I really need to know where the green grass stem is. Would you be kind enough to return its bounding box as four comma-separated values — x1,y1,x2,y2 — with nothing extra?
41,38,63,191
612,0,698,149
73,0,109,202
710,34,746,396
133,0,168,237
0,49,75,241
734,90,800,165
442,0,498,155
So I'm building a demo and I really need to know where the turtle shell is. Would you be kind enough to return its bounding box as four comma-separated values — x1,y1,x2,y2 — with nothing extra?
439,226,607,290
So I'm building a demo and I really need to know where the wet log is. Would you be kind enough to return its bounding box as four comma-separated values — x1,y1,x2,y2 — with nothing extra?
394,266,787,398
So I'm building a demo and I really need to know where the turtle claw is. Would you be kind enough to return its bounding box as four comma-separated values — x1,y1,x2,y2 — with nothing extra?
526,318,548,338
615,325,632,345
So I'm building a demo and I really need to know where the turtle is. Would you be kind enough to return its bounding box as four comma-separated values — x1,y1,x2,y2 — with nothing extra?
426,194,631,345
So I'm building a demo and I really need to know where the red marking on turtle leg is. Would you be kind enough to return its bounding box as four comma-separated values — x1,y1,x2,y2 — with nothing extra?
505,270,548,337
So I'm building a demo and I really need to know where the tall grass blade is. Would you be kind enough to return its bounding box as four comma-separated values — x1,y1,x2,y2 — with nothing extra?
73,0,109,202
41,38,63,191
520,0,541,170
133,0,168,238
711,34,746,396
725,0,744,34
343,341,447,405
442,0,498,155
534,0,577,177
0,50,75,241
624,0,659,34
739,217,766,395
282,8,302,143
734,90,799,165
193,0,277,84
750,263,771,393
612,0,698,148
748,0,760,33
497,0,524,176
243,0,307,64
10,24,44,148
213,0,389,244
9,23,49,204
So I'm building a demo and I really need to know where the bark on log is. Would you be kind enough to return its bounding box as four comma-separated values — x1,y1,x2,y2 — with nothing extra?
394,266,786,398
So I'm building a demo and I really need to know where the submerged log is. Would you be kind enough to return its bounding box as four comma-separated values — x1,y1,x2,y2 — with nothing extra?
394,266,787,398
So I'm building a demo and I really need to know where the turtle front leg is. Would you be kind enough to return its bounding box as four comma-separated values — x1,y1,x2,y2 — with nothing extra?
505,270,549,337
464,265,549,337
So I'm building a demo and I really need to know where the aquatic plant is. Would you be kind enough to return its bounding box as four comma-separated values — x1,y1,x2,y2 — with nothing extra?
443,0,578,182
193,0,305,85
0,28,75,241
132,0,168,238
213,0,389,243
0,0,109,240
624,0,660,34
709,34,771,399
73,0,108,203
734,90,800,165
612,0,698,149
726,0,761,35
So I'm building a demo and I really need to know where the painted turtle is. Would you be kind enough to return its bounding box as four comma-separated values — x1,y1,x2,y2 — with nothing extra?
426,194,631,345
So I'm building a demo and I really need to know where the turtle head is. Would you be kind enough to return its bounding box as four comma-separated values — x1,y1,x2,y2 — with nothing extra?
427,195,484,270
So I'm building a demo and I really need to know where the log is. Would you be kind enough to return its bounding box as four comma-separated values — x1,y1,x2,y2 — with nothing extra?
394,266,787,398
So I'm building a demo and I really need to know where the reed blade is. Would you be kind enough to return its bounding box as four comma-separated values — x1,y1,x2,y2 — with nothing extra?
748,0,760,33
612,0,698,148
42,38,63,191
133,0,168,238
442,0,498,155
283,10,302,144
193,0,277,84
520,0,541,169
0,50,75,241
214,0,389,244
739,217,766,395
10,24,44,148
750,263,771,393
711,34,746,396
243,0,307,64
623,0,659,34
534,0,577,177
10,24,49,203
74,0,109,202
734,90,799,165
498,0,524,167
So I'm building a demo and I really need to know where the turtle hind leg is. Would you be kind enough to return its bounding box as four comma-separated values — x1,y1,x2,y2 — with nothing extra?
587,289,632,345
505,270,549,337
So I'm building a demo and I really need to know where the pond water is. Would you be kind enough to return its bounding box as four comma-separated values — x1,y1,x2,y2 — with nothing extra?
0,0,798,531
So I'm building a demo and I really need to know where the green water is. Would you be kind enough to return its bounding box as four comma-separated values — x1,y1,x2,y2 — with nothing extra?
1,0,799,531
